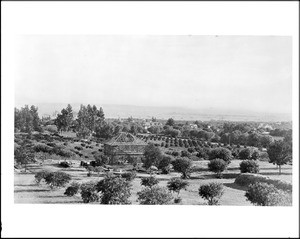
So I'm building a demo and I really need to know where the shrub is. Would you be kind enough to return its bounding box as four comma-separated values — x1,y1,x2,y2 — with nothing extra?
95,174,132,204
167,178,189,203
121,171,137,181
64,182,80,196
171,157,193,179
59,161,71,168
137,186,173,205
234,173,292,193
94,153,109,166
75,146,83,151
143,143,162,169
80,182,99,203
239,148,252,160
47,142,57,147
259,152,269,161
245,182,292,206
51,146,73,157
141,176,159,188
34,144,53,154
240,160,259,173
199,182,224,205
196,148,209,160
34,171,49,184
45,172,71,188
181,150,191,157
45,125,58,133
251,150,260,160
209,147,232,163
208,158,227,178
158,156,172,174
172,151,179,157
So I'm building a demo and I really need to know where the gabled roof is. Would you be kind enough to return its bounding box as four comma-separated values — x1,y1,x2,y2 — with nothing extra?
105,132,147,146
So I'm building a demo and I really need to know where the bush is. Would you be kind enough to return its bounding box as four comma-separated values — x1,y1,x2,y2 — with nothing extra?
80,182,99,203
208,158,227,178
59,161,71,168
64,182,80,196
51,146,73,157
158,156,172,174
75,146,83,151
137,186,173,205
172,151,179,157
239,148,252,160
43,172,71,188
34,171,49,184
199,182,224,205
47,142,57,147
143,143,162,169
45,125,58,133
34,144,53,154
240,160,259,173
196,148,209,160
121,171,137,181
94,153,109,166
259,152,269,161
181,150,191,157
95,174,132,204
234,173,292,193
171,157,193,179
167,178,189,203
141,176,159,188
251,150,260,160
209,147,232,163
245,182,292,206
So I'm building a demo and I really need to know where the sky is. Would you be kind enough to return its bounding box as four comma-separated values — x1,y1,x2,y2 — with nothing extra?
15,35,292,115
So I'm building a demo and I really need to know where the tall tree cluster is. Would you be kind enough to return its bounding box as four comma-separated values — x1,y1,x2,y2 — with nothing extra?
76,104,105,138
15,105,41,133
55,104,74,132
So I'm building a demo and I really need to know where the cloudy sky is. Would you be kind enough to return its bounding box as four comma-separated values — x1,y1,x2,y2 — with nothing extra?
15,35,292,115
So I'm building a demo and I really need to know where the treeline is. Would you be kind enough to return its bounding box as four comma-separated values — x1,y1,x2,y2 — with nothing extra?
147,119,292,149
14,105,292,149
14,104,147,139
15,105,42,133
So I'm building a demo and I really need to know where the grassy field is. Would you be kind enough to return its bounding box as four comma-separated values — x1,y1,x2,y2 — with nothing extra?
14,158,292,205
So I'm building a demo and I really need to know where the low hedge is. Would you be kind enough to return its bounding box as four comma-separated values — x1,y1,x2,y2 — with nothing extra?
234,173,292,193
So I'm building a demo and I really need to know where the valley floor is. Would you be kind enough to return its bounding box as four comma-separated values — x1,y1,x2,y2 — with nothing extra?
14,159,292,205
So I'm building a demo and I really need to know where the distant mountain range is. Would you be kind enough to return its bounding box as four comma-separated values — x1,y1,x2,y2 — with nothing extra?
15,102,292,122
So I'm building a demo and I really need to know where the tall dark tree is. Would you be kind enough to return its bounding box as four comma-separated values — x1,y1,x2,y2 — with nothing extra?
267,140,292,174
65,104,74,128
55,104,74,132
14,143,35,171
30,105,42,131
143,143,162,169
14,105,41,133
165,118,175,127
94,121,114,139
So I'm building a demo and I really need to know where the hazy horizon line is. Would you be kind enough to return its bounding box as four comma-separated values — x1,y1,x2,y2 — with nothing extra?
15,101,292,117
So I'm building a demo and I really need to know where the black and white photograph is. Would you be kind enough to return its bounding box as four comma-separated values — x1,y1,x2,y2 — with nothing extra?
2,1,299,238
13,35,293,206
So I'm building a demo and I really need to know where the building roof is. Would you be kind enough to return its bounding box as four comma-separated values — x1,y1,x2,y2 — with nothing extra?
105,132,147,146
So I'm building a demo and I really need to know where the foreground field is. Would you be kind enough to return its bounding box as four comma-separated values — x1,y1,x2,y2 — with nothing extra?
14,159,292,205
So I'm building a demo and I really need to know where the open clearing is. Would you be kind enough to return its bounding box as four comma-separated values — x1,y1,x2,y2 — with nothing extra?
14,159,292,205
